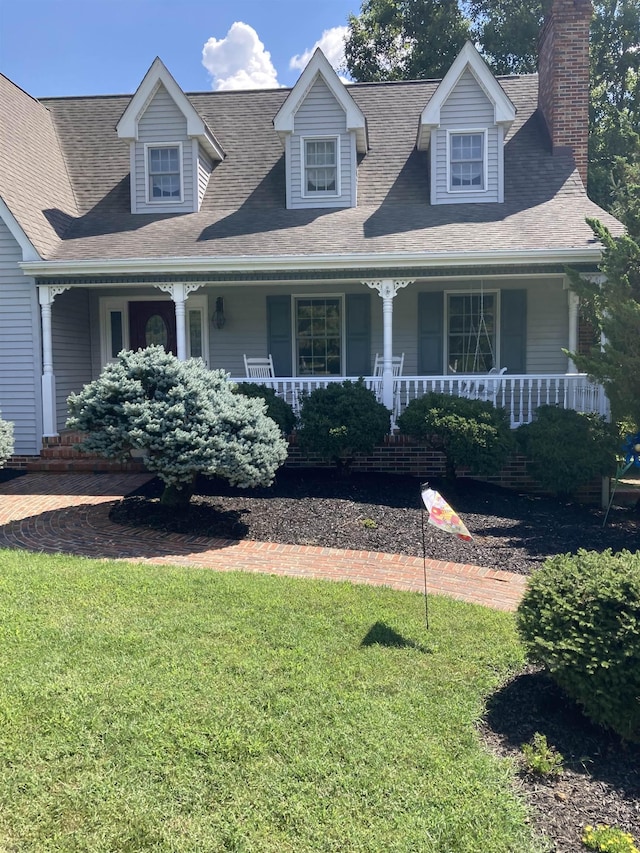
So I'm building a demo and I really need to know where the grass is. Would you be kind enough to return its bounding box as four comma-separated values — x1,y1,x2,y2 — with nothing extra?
0,549,543,852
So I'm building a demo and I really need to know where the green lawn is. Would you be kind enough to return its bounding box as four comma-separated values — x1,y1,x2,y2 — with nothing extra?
0,549,543,852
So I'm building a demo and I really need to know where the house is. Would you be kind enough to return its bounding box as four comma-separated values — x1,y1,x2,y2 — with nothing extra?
0,0,623,465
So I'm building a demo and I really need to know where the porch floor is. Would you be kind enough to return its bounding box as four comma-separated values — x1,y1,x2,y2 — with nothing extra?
0,472,526,612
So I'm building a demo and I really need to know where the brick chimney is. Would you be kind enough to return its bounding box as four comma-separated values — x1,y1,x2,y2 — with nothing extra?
538,0,593,187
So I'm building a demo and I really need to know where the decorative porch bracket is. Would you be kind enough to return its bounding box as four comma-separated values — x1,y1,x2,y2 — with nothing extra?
364,278,413,410
38,284,70,436
156,282,203,360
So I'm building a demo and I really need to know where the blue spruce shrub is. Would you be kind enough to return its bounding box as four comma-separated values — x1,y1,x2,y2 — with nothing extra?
67,347,289,505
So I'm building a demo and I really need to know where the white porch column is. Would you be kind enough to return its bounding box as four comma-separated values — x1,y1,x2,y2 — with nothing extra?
567,290,579,373
157,282,203,361
38,285,70,437
365,278,412,410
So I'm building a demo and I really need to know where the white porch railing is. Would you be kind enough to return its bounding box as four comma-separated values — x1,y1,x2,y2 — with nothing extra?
232,373,609,427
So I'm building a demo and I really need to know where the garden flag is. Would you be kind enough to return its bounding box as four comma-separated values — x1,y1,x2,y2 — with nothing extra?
420,485,473,542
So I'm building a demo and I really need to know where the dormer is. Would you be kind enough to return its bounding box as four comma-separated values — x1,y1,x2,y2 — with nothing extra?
116,58,224,214
417,42,515,205
274,49,367,210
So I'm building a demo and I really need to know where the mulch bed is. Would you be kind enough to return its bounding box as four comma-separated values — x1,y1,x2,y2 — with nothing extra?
111,468,640,852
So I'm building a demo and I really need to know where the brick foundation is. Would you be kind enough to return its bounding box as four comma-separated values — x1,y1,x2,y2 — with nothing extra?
10,430,602,504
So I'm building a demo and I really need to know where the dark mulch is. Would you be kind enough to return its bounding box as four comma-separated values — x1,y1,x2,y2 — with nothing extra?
113,467,640,575
111,468,640,852
481,666,640,852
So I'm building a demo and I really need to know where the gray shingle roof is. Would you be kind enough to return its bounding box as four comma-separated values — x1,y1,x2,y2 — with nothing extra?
1,72,622,264
0,74,78,257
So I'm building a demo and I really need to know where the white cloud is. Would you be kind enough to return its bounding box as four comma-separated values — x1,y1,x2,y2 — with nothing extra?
289,26,350,77
202,22,280,91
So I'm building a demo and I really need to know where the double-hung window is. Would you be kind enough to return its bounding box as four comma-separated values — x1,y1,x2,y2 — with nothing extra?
303,138,338,196
295,297,342,375
447,291,497,373
449,131,485,191
146,144,182,202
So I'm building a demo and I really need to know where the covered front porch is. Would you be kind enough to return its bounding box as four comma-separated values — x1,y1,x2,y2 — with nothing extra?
34,268,607,443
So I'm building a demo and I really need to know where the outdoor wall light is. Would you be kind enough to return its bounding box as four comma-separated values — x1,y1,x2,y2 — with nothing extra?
213,296,226,329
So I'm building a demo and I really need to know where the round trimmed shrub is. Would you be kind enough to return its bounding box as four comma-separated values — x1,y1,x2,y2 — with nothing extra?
397,392,513,480
0,410,14,467
517,549,640,742
297,379,390,472
516,406,617,497
234,382,296,436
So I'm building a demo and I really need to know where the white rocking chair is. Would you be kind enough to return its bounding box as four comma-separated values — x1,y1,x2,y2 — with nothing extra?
243,354,275,379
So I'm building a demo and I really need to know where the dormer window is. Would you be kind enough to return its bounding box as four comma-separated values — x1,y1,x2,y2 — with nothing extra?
145,143,183,203
303,137,339,196
448,131,486,192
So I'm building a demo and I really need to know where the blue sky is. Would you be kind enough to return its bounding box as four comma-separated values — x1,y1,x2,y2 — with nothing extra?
0,0,360,98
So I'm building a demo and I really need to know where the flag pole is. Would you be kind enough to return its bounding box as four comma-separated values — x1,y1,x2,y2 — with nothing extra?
420,482,429,629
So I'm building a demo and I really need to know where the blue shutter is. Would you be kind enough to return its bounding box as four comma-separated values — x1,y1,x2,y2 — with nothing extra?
346,293,371,376
500,290,527,374
418,292,443,374
267,295,292,376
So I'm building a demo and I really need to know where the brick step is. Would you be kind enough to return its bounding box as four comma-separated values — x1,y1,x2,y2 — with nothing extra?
30,430,147,472
26,457,146,473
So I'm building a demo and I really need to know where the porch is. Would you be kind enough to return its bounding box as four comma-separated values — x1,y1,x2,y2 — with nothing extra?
232,372,609,428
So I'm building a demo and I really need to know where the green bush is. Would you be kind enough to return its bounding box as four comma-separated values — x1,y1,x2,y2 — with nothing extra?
397,392,513,480
517,549,640,743
516,406,617,497
0,410,14,467
234,382,297,436
296,379,390,472
67,347,288,506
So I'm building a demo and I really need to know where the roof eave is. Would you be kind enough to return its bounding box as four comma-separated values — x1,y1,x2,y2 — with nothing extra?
19,247,604,279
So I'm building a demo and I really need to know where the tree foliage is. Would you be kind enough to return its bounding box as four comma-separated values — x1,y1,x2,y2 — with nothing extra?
0,410,14,467
67,348,288,506
345,0,470,82
568,208,640,427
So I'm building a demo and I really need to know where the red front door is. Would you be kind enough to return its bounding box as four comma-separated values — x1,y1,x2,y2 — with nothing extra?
129,301,177,356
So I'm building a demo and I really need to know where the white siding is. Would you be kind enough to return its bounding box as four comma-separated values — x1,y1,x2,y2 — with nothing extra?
52,289,93,431
197,144,212,209
133,84,195,213
0,218,41,454
433,69,499,205
288,77,355,209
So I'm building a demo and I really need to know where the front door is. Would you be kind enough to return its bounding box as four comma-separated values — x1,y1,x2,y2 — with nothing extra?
129,301,177,356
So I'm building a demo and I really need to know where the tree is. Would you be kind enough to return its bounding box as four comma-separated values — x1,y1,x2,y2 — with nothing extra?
67,347,289,507
468,0,544,74
345,0,471,82
568,158,640,426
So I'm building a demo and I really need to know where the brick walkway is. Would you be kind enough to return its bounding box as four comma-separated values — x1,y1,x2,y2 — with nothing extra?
0,472,528,611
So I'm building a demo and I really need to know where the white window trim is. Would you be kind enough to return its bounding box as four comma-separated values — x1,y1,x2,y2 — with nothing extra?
292,293,345,377
99,293,209,366
443,287,500,373
445,129,488,194
300,135,341,199
144,141,184,205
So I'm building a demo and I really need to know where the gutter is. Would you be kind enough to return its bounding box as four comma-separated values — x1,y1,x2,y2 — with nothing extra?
19,247,603,279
